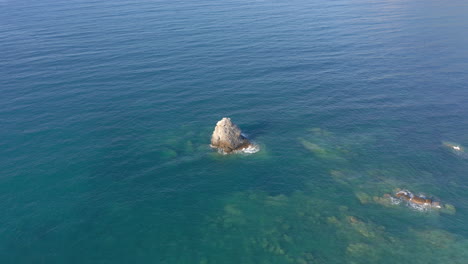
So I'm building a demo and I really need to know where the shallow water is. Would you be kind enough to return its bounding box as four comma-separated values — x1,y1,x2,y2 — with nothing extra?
1,0,468,263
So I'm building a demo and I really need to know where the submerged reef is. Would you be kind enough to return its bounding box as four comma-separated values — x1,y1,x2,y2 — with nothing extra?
298,127,377,163
198,190,468,264
297,128,456,215
147,124,212,166
297,128,458,217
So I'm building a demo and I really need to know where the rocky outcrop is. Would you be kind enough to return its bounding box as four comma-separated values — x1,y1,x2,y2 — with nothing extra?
210,117,252,153
395,190,441,208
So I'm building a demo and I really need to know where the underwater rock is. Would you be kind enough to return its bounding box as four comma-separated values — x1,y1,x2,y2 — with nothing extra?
159,148,178,159
442,141,464,152
346,243,377,261
210,117,255,153
308,127,333,137
299,139,327,155
355,192,371,204
412,229,455,248
295,257,308,264
441,203,456,215
372,194,398,207
442,141,468,159
224,204,242,216
184,140,194,153
347,216,377,239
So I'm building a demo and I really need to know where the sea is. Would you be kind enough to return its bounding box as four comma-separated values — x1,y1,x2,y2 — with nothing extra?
1,0,468,263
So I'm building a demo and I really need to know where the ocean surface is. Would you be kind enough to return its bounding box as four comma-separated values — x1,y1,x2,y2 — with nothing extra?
1,0,468,263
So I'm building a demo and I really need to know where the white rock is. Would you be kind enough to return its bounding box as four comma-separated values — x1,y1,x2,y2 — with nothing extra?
210,117,251,153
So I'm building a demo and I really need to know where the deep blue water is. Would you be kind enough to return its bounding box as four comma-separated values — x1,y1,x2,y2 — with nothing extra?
1,0,468,263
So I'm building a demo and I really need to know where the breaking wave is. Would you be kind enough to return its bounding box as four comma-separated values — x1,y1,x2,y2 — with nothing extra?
237,144,260,154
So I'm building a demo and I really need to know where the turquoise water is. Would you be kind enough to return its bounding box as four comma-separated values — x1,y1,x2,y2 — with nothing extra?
1,0,468,263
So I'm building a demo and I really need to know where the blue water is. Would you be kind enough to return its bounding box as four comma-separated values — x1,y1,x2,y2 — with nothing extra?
1,0,468,263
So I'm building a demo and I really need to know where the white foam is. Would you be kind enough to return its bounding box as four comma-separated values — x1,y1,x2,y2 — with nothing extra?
406,202,431,212
443,141,465,154
213,144,260,155
236,144,260,154
389,196,401,205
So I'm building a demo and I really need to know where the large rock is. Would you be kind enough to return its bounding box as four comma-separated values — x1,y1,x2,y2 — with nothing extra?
211,117,251,153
